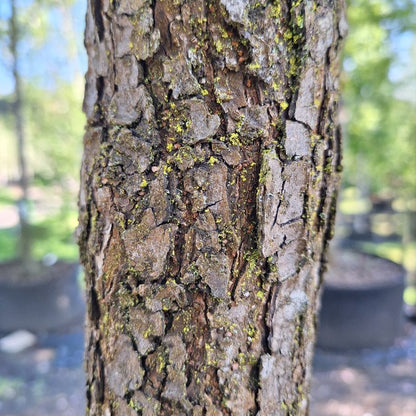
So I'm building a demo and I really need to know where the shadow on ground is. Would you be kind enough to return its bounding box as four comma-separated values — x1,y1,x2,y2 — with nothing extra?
0,312,415,415
311,322,416,416
0,323,85,416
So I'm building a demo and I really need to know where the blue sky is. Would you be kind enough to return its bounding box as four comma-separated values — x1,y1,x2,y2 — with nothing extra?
0,0,87,96
0,0,414,97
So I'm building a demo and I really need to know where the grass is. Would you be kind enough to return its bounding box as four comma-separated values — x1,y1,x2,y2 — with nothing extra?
0,187,17,205
30,211,79,261
0,186,79,262
0,227,18,260
0,211,79,262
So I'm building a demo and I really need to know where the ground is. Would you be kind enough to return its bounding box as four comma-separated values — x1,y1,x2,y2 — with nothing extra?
311,322,416,416
0,317,415,416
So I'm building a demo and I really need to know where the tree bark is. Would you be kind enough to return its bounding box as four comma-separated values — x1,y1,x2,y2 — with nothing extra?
78,1,346,415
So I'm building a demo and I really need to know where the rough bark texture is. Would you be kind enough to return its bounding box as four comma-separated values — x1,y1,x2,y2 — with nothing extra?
78,1,346,415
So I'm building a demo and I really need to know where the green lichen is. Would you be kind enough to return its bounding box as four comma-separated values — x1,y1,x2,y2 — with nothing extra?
243,324,257,338
247,61,261,71
205,342,218,366
256,290,265,300
129,398,140,411
280,101,289,110
117,285,137,308
214,39,224,53
270,1,282,19
208,156,219,166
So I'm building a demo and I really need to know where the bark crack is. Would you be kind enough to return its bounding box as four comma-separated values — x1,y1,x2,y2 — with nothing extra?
272,178,286,228
91,0,104,42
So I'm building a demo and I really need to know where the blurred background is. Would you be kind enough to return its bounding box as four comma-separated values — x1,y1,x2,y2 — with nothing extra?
0,0,85,265
0,0,415,415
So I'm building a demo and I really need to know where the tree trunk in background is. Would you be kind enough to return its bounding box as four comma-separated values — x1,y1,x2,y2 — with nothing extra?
10,0,31,266
78,1,346,415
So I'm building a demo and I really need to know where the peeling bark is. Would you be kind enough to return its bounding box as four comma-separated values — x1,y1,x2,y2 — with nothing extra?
78,1,346,415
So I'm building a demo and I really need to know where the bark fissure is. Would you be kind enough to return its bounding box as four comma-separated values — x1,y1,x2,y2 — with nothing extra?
272,177,287,228
91,0,104,42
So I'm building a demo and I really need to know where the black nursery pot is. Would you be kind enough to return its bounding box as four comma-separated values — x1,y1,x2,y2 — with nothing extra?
317,252,405,350
0,261,85,333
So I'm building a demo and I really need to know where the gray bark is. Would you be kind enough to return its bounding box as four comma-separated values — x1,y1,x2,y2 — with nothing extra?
78,1,346,415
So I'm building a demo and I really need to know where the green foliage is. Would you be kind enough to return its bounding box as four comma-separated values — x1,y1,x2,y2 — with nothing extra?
30,210,79,260
0,187,79,263
0,82,84,187
0,228,16,261
404,286,416,306
24,80,84,185
0,0,84,265
342,0,416,197
0,0,85,187
0,208,79,262
0,187,15,205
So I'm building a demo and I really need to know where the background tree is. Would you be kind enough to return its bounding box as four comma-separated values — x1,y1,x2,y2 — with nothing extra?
9,0,31,265
0,0,85,265
342,0,416,197
78,0,346,414
340,0,416,295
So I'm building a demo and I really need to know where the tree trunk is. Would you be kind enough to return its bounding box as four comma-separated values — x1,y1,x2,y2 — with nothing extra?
78,1,346,415
10,0,32,266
